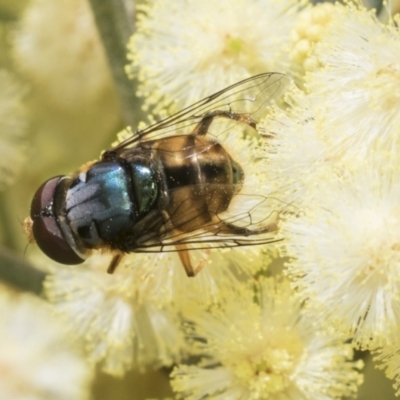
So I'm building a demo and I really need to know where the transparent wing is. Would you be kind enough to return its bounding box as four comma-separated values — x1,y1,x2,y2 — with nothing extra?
110,72,290,154
123,189,289,253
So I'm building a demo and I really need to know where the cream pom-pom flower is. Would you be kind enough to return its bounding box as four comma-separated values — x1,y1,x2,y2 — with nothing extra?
0,286,92,400
171,277,362,400
283,160,400,349
42,241,270,377
43,253,187,377
306,3,400,158
12,0,118,112
127,0,303,113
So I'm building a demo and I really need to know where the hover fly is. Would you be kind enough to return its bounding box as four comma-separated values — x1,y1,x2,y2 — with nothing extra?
26,73,289,277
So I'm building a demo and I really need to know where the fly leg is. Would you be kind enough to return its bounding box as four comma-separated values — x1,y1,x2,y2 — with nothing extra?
175,243,209,277
107,253,124,274
175,244,194,277
192,110,257,136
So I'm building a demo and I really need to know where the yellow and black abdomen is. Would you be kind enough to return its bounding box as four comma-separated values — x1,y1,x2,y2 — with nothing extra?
149,135,244,233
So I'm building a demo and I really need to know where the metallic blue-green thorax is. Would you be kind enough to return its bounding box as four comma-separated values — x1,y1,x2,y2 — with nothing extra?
65,161,158,248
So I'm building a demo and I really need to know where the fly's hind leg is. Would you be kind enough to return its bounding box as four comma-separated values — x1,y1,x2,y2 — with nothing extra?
175,243,209,277
176,244,194,277
192,110,257,136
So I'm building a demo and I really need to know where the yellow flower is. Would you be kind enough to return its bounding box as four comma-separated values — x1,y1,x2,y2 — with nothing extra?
0,285,92,400
171,277,363,400
306,3,400,158
259,83,334,206
43,253,186,376
283,160,400,349
127,0,302,113
374,343,400,396
12,0,118,114
42,235,274,376
290,2,334,75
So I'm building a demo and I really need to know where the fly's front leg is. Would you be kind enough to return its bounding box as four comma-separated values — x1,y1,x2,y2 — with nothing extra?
192,110,257,136
107,253,124,274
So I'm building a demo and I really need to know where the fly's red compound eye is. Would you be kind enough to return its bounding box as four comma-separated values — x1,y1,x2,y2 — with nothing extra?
30,176,85,265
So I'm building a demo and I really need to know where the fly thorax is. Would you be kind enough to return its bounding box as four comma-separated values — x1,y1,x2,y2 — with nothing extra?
128,162,158,218
65,162,135,247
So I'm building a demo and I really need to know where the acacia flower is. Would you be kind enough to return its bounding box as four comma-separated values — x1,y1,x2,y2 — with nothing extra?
289,2,334,76
259,84,336,207
282,160,400,349
43,253,186,376
12,0,118,113
0,70,28,189
42,234,276,373
171,277,363,400
306,3,400,159
0,285,92,400
373,343,400,396
127,0,303,113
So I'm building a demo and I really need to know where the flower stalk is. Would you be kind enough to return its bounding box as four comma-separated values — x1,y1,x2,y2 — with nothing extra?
87,0,138,128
